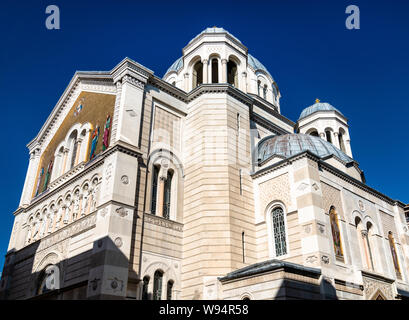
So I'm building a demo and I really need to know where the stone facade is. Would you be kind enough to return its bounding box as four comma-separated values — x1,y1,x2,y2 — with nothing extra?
1,27,408,300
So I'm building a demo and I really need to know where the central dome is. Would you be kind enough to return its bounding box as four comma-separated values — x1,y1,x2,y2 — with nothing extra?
258,133,353,163
298,101,344,121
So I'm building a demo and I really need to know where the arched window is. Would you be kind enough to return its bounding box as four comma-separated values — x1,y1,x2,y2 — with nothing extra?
211,59,219,83
388,232,402,279
365,222,375,270
142,276,150,300
355,217,371,269
329,207,344,261
37,265,59,295
227,60,238,87
309,130,319,137
257,80,261,95
338,130,346,152
271,207,287,257
166,280,174,300
153,270,163,300
192,61,203,89
151,165,159,215
68,130,78,170
263,85,267,99
325,131,332,143
163,170,173,219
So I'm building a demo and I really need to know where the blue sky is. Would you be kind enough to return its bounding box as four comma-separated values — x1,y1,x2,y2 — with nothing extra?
0,0,408,272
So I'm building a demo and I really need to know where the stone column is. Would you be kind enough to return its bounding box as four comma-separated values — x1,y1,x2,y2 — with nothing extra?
184,73,189,91
19,148,41,206
157,177,166,218
202,59,208,84
333,132,340,149
241,72,247,92
319,132,326,140
61,148,69,175
221,59,227,83
86,151,140,300
74,138,83,166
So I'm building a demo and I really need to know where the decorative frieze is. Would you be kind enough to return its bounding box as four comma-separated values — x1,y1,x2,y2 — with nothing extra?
144,213,183,232
36,212,97,253
362,273,394,300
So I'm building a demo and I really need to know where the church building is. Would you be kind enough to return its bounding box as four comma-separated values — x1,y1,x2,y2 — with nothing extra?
1,27,408,300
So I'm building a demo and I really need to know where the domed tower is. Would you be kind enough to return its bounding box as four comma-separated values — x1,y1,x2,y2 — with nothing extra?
162,27,281,111
296,99,353,158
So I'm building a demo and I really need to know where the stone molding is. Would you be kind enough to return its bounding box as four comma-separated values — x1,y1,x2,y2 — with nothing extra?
362,271,395,300
144,213,183,232
252,150,405,208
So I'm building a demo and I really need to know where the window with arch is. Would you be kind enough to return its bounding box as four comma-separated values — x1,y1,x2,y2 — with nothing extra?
308,129,319,137
271,206,287,257
388,232,402,279
151,165,159,215
263,85,267,99
227,60,238,87
142,276,150,300
257,80,261,95
166,280,174,300
163,170,173,219
68,130,78,170
329,207,344,262
192,61,203,89
365,221,375,270
37,264,60,295
153,270,163,300
211,58,219,83
338,130,346,153
355,217,372,270
325,130,332,143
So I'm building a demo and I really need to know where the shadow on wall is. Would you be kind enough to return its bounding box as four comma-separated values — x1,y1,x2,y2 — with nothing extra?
0,236,138,300
273,274,338,300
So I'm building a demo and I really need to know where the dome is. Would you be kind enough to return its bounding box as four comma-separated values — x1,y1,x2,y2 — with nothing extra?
298,100,344,121
165,56,183,75
258,133,353,163
248,54,273,80
188,27,242,45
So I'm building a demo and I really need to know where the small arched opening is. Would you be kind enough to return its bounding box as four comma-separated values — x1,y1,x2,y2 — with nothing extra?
192,61,203,89
227,60,238,87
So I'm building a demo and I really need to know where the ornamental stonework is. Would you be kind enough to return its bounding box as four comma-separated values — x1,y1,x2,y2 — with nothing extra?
36,212,97,253
144,213,183,232
362,276,394,300
321,182,345,219
259,173,291,210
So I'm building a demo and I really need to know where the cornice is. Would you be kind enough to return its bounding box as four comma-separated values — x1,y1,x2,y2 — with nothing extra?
251,150,405,208
148,76,188,103
110,57,154,83
182,32,248,56
251,113,292,136
248,93,295,128
187,83,253,106
15,143,142,215
27,74,115,150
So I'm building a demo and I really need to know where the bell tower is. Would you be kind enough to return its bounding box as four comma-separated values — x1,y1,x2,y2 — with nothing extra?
296,99,353,158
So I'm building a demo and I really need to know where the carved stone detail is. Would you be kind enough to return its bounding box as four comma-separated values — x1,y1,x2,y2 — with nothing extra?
144,214,183,232
115,207,128,218
362,276,394,300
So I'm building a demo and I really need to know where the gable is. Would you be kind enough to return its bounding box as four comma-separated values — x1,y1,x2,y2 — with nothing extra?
31,91,115,198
